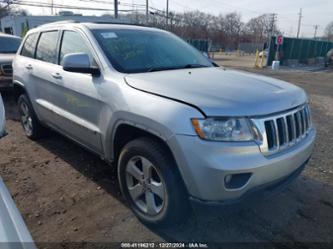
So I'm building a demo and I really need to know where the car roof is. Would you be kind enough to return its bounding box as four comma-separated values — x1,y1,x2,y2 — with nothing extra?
82,22,162,31
33,21,164,33
0,33,21,39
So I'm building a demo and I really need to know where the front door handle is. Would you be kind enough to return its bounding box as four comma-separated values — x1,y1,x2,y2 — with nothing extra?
51,73,62,79
25,64,33,70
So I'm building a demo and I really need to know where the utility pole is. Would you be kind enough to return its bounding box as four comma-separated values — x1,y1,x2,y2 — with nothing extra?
114,0,118,19
296,8,302,38
51,0,54,15
146,0,148,24
313,25,319,39
166,0,169,28
269,13,277,38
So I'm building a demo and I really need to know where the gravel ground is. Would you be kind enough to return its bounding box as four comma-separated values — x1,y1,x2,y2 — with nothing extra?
0,68,332,247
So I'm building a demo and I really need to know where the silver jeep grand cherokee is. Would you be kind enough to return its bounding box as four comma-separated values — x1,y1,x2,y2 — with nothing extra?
12,22,316,226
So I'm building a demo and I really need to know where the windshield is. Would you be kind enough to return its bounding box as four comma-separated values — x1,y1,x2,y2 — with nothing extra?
0,37,22,53
92,29,213,73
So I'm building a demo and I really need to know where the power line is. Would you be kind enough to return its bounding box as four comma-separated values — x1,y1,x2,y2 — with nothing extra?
10,0,143,12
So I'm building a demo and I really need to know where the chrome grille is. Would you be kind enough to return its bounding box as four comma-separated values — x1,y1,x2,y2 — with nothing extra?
252,104,312,156
1,64,13,76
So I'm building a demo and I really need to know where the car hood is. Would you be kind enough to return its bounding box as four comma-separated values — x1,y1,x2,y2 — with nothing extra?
0,54,15,64
125,67,307,116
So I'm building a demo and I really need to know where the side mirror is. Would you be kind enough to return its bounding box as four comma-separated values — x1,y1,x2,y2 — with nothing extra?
62,53,100,76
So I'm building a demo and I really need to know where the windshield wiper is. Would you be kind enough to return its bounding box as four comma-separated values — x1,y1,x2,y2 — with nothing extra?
147,66,180,72
182,64,210,69
147,64,209,72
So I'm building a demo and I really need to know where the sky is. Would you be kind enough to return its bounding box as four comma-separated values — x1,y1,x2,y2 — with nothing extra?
10,0,333,37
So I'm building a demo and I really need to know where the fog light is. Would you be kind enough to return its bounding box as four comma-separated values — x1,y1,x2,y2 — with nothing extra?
224,173,252,189
224,175,232,185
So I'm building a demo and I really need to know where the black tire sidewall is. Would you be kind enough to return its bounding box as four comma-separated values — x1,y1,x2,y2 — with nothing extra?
118,138,189,226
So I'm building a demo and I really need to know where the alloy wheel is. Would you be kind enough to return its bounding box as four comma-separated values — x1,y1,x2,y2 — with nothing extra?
125,156,166,216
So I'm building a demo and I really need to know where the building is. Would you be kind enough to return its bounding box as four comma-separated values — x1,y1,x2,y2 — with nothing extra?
0,13,129,37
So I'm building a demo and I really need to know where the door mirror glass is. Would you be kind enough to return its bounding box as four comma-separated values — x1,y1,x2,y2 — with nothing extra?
62,53,100,76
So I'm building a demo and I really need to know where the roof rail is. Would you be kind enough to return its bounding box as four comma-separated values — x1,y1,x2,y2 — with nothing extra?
37,20,152,29
91,21,147,26
38,20,78,27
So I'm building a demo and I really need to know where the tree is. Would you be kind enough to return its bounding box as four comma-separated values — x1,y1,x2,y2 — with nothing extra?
0,3,9,18
325,21,333,41
221,12,243,49
244,14,279,43
121,10,279,51
0,3,28,19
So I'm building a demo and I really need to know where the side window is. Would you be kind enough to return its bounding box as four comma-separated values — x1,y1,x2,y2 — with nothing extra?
21,33,38,58
36,31,59,64
59,31,96,65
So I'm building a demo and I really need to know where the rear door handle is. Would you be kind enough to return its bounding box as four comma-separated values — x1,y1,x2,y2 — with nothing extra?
25,64,33,70
51,73,62,79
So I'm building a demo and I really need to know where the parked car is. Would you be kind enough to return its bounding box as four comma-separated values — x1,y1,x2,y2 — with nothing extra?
0,94,5,138
325,49,333,67
0,94,36,248
0,33,22,89
12,22,316,226
0,177,36,248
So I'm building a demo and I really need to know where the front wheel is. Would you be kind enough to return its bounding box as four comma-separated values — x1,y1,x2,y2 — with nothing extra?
118,137,190,227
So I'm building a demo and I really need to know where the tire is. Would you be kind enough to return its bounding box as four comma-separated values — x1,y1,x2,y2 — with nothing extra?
18,94,45,140
118,137,190,227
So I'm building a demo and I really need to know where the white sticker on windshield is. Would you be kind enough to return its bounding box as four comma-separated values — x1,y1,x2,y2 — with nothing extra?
101,32,118,39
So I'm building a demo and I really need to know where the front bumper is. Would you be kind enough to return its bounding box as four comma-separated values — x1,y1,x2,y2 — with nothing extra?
168,127,315,202
190,157,308,210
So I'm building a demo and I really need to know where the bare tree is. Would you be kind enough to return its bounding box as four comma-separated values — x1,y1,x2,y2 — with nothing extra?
121,10,280,51
0,3,9,18
0,3,28,18
221,12,243,49
325,21,333,41
244,14,279,43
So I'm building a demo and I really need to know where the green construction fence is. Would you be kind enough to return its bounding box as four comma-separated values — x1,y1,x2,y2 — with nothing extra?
267,36,333,66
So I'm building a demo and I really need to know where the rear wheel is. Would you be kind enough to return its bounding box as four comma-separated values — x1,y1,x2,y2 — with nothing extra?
18,94,45,140
118,137,190,227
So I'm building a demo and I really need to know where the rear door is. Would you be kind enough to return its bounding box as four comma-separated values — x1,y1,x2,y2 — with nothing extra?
13,32,40,105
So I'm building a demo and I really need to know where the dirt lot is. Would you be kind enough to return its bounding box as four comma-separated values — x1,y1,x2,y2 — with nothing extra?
0,64,333,247
212,53,258,69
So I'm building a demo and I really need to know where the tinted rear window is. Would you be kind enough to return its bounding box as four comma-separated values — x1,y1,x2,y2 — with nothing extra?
0,36,21,53
36,31,59,64
21,33,38,58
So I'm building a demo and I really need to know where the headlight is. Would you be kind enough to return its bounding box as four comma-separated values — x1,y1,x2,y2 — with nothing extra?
191,118,254,141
